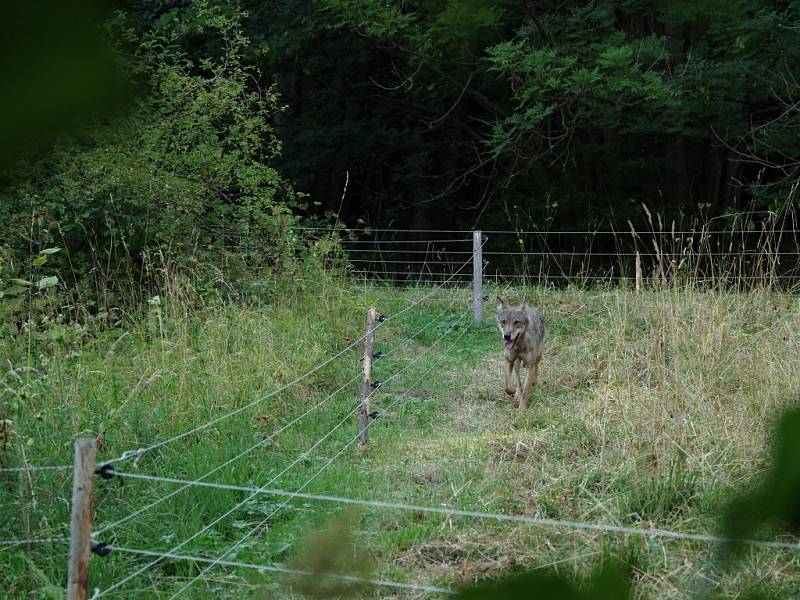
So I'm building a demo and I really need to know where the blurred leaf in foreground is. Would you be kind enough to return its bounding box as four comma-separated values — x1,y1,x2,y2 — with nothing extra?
456,560,632,600
0,0,124,165
719,407,800,564
282,509,374,599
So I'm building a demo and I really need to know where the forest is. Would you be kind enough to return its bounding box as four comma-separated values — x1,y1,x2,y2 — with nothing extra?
3,0,800,298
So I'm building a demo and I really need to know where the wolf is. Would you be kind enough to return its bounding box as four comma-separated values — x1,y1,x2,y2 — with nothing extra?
496,298,545,409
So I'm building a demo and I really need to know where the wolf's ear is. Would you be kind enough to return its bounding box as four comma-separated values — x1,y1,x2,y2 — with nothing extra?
521,297,529,310
496,297,506,312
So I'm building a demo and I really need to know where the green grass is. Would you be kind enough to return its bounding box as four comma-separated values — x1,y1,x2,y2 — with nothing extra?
2,281,800,598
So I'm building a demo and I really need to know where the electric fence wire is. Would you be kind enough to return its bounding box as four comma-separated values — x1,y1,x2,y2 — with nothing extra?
101,254,476,469
93,292,470,539
107,547,455,595
165,311,473,598
91,307,471,598
0,537,69,548
292,226,800,235
0,465,71,473
108,474,800,553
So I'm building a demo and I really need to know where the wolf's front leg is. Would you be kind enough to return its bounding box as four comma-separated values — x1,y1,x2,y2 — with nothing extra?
519,356,540,410
503,359,516,396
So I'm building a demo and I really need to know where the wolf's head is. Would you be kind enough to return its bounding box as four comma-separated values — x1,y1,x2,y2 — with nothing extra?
496,298,529,350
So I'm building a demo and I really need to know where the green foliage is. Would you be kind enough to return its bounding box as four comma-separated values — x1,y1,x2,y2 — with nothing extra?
0,1,300,313
0,0,124,166
241,0,800,230
719,407,800,564
623,458,699,523
456,561,632,599
486,20,677,155
286,509,374,598
322,0,416,38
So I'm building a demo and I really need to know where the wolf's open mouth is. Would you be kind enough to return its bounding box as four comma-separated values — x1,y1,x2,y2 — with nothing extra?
503,337,515,350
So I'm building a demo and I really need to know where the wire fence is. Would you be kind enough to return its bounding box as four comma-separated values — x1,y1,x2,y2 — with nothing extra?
3,257,480,596
108,473,800,552
108,547,456,595
5,225,800,597
287,223,800,289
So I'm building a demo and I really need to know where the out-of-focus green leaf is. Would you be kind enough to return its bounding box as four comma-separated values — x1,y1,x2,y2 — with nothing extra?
456,561,632,600
37,276,59,289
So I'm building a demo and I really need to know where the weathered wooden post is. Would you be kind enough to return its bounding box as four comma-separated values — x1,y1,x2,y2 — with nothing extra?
635,251,642,292
473,231,483,323
67,438,96,600
358,307,378,451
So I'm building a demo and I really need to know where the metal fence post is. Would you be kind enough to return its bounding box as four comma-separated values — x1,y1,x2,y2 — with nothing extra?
473,231,483,323
67,438,96,600
358,307,378,451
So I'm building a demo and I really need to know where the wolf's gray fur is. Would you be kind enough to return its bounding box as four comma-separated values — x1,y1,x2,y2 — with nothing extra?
496,298,545,409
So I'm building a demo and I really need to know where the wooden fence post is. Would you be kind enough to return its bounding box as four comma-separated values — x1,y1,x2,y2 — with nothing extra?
635,251,642,293
473,231,483,323
358,307,378,451
67,438,96,600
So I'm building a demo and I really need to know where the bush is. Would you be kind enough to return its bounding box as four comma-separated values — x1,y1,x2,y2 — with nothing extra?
0,2,302,316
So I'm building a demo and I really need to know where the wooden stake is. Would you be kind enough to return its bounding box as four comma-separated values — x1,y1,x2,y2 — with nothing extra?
67,439,96,600
635,251,642,293
358,308,378,451
473,231,483,323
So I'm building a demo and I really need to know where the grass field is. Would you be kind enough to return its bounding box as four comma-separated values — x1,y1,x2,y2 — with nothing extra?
2,280,800,598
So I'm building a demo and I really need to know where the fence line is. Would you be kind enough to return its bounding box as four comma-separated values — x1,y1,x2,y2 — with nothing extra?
92,308,471,598
93,292,469,539
102,254,475,468
92,373,362,538
0,537,69,547
350,271,471,279
340,238,472,245
293,226,800,235
350,271,800,282
343,249,800,257
108,473,800,553
345,248,475,254
107,546,455,595
14,227,800,598
166,312,474,597
93,402,366,597
102,341,365,467
0,465,71,473
480,251,800,257
347,258,466,265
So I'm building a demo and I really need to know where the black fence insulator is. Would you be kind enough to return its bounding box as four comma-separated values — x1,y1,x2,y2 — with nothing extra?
95,464,116,480
92,542,112,557
369,411,381,420
482,295,489,302
361,352,384,363
377,315,387,322
371,381,382,389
